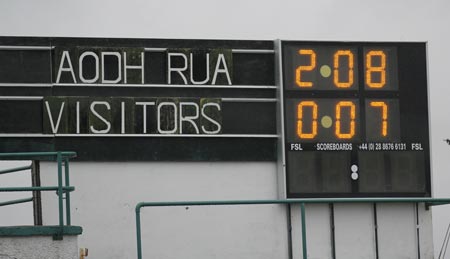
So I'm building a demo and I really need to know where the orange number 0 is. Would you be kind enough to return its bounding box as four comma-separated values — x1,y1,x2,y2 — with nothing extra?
333,50,354,88
296,49,316,87
297,101,318,139
335,101,356,139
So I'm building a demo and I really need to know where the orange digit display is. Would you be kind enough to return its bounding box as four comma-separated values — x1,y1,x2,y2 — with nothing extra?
335,101,355,139
297,101,318,139
295,49,316,87
333,50,354,88
366,51,386,88
370,101,388,137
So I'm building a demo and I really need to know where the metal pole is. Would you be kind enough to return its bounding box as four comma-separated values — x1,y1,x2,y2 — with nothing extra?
136,206,143,259
56,152,64,239
64,158,71,226
300,203,307,259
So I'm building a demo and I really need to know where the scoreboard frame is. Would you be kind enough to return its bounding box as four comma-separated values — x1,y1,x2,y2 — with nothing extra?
276,40,431,198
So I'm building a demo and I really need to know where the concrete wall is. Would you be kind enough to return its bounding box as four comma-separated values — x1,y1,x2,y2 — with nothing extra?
40,162,288,259
0,235,78,259
40,161,434,259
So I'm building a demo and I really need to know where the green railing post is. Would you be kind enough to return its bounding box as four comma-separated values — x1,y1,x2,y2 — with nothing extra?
64,157,71,226
56,152,64,240
0,151,77,240
136,205,143,259
300,203,307,259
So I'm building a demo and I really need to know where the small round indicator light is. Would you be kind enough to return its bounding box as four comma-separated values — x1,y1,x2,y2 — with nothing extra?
320,65,332,78
321,115,333,128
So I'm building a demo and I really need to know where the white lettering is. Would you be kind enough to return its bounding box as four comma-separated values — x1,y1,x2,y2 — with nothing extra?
101,52,122,84
76,101,80,134
211,54,231,85
56,51,77,83
79,51,99,83
157,102,178,134
190,53,210,84
121,102,126,134
168,53,188,84
123,51,144,84
201,103,221,134
179,102,200,134
89,101,111,133
45,101,65,134
136,102,156,134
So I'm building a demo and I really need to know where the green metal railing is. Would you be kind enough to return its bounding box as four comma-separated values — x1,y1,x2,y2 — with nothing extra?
135,197,450,259
0,151,77,239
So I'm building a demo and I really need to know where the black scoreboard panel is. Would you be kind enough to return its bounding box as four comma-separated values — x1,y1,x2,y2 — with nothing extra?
0,37,277,161
281,41,430,197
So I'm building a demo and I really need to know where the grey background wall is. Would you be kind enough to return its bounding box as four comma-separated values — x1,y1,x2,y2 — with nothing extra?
0,0,449,257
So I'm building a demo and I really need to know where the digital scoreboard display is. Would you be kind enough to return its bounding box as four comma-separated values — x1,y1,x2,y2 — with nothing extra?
280,41,430,197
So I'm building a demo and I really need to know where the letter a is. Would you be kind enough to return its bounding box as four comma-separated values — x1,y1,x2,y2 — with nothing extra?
211,54,232,85
56,51,77,83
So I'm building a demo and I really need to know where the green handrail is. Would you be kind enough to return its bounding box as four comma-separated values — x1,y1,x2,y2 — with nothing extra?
0,151,76,159
0,186,74,192
0,197,33,207
135,197,450,259
0,165,32,175
0,151,77,240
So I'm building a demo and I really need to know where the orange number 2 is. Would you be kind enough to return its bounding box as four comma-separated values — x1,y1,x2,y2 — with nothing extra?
296,49,316,88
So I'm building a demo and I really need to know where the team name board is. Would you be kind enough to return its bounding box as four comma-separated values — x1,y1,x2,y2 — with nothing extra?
50,47,230,135
54,48,232,85
0,37,276,161
44,97,221,135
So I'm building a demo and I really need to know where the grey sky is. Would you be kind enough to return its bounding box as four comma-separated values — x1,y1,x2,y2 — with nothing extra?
1,0,450,255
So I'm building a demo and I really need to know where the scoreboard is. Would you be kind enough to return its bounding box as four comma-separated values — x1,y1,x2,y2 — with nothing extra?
279,41,430,198
0,37,432,197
